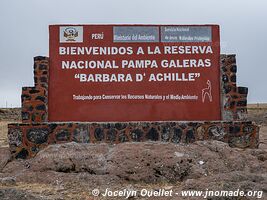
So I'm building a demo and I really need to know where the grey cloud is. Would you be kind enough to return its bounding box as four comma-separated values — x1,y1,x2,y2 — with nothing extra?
0,0,266,107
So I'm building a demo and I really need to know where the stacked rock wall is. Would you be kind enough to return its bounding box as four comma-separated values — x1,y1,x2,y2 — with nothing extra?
8,55,259,159
220,55,248,121
21,57,49,123
8,121,259,159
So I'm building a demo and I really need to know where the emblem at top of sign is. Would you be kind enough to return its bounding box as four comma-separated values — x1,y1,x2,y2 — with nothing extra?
64,27,78,41
59,26,83,43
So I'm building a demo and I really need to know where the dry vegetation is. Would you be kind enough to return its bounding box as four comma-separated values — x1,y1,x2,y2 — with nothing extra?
247,104,267,125
247,104,267,149
0,121,12,147
0,108,21,147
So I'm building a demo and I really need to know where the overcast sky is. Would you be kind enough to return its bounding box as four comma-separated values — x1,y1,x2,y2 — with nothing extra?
0,0,266,107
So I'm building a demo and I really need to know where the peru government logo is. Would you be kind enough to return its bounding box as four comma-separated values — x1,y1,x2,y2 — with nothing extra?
60,26,83,43
64,27,78,41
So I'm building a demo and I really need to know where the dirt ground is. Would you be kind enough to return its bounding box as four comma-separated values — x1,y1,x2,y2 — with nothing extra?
0,106,266,200
247,104,267,149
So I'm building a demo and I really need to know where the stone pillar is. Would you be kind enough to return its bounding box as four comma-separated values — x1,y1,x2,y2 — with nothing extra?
221,55,248,121
21,56,49,123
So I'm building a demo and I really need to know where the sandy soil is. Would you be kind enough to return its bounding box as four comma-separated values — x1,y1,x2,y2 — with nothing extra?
0,121,19,147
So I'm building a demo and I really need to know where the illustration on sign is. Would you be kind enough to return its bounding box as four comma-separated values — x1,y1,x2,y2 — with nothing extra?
202,80,213,103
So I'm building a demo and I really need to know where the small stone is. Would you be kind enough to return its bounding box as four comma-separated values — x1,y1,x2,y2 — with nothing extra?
130,129,143,142
175,152,184,158
222,74,229,83
164,186,173,190
94,128,104,141
0,177,16,186
29,89,40,94
34,56,48,61
106,128,117,142
223,85,232,94
237,87,248,95
230,75,236,82
230,64,237,73
0,148,11,171
172,128,182,143
56,130,70,141
35,104,46,111
198,160,205,165
27,128,49,144
146,127,159,141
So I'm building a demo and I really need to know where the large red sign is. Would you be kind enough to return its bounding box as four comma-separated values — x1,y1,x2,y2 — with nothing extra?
49,25,221,122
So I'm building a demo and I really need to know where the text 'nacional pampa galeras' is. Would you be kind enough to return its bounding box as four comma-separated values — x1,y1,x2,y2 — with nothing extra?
49,25,221,122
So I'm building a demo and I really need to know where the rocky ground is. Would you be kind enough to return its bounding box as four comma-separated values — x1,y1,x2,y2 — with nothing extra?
0,107,266,200
0,108,21,148
0,108,21,121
